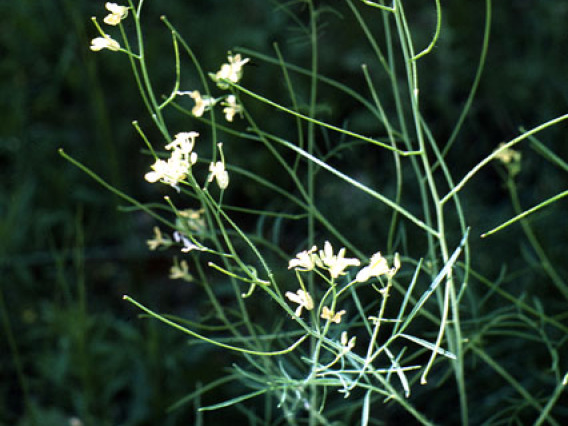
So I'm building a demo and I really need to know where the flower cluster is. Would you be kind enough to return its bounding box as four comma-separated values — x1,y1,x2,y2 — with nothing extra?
222,95,243,122
103,2,128,26
289,241,400,283
285,243,401,323
90,3,128,52
288,241,360,280
145,132,199,190
179,53,249,123
179,91,243,123
285,288,348,324
176,209,206,234
210,53,250,89
177,91,217,118
321,306,346,324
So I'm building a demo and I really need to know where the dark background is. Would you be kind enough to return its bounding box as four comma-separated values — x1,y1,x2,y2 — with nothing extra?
1,1,567,424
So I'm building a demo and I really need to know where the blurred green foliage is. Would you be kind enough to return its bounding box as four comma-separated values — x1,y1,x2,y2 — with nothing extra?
1,0,567,424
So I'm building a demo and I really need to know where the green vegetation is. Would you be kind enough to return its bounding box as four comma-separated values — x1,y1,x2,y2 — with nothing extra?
2,1,567,424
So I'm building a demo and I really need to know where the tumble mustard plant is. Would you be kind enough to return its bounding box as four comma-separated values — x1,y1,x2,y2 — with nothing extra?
67,0,568,424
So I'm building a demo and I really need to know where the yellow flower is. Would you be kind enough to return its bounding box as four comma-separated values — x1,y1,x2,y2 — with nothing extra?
285,289,314,317
494,143,522,176
146,226,172,250
90,34,120,52
169,258,193,282
355,252,400,283
288,245,318,271
222,95,243,122
318,241,360,279
211,53,250,89
177,209,206,233
182,91,216,117
321,306,346,324
494,143,521,164
103,2,129,26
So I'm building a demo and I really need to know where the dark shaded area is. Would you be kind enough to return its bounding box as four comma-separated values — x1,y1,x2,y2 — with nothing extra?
1,1,567,424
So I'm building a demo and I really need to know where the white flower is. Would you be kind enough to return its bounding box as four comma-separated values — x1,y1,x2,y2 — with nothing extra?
173,231,204,253
355,252,400,283
321,306,346,324
166,132,199,162
318,241,360,279
90,34,120,52
222,95,243,122
288,246,318,271
103,2,129,26
208,161,229,190
340,331,356,354
211,53,250,89
285,289,314,317
145,132,199,189
144,156,187,188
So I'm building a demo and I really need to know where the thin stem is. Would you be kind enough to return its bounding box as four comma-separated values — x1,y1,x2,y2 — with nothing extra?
231,83,419,155
442,113,568,204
